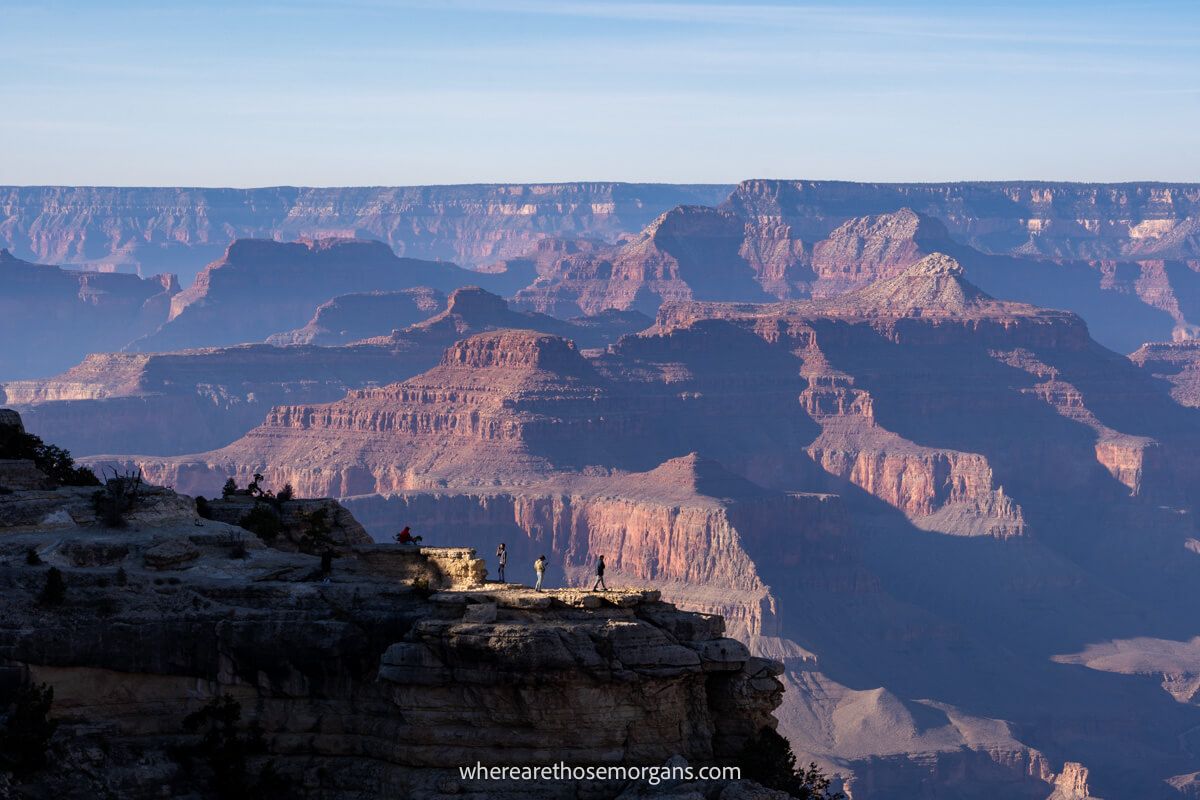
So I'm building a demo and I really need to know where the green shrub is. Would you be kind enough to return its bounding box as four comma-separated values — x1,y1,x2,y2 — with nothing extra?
195,496,214,519
0,682,58,777
238,504,282,543
38,568,66,607
298,507,335,555
737,727,844,799
91,469,143,528
0,429,99,487
180,695,290,799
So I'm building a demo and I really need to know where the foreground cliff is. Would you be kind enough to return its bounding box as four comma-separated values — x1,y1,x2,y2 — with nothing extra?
0,411,788,800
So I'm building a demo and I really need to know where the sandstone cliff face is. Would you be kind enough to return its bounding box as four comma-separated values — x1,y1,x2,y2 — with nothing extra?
0,184,731,283
723,180,1200,260
0,436,785,798
0,249,178,380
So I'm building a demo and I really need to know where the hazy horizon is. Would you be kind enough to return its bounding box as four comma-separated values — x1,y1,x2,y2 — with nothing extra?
3,0,1198,186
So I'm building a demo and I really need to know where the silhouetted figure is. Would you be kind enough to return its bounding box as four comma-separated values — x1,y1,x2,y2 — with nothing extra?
592,554,608,592
496,542,508,582
534,554,547,591
320,549,333,574
394,526,423,545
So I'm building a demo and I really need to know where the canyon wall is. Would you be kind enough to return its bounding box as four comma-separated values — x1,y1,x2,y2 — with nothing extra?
0,183,732,283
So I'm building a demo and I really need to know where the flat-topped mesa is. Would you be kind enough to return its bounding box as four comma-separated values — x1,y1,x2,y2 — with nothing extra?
440,329,593,373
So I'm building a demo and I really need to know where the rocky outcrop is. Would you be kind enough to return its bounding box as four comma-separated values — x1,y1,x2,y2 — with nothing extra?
0,184,732,283
266,287,446,345
0,448,785,798
809,209,956,295
128,238,507,352
513,206,775,316
5,288,649,457
1130,340,1200,407
0,249,178,380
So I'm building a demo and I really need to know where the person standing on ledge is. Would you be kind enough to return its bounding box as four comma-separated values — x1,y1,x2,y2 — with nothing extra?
592,554,608,592
534,553,547,591
496,542,508,582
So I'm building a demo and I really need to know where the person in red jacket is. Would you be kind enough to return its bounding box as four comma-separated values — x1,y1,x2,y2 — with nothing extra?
394,526,423,545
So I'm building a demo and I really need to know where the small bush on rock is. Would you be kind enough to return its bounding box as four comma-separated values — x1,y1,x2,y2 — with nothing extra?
91,468,143,528
737,727,844,800
238,504,282,543
195,496,214,519
0,428,99,487
38,568,66,607
0,682,58,778
179,695,290,800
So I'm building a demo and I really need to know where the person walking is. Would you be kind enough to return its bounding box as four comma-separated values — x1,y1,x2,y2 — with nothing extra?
496,542,508,583
534,554,547,591
591,554,608,592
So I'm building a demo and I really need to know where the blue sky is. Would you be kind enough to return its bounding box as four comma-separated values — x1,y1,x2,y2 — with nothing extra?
1,1,1198,185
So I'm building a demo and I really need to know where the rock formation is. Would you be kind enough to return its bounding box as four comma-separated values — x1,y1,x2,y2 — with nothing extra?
90,253,1200,797
4,288,648,457
266,287,446,345
513,206,775,317
128,238,511,352
0,409,788,799
1130,340,1200,407
0,249,178,380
